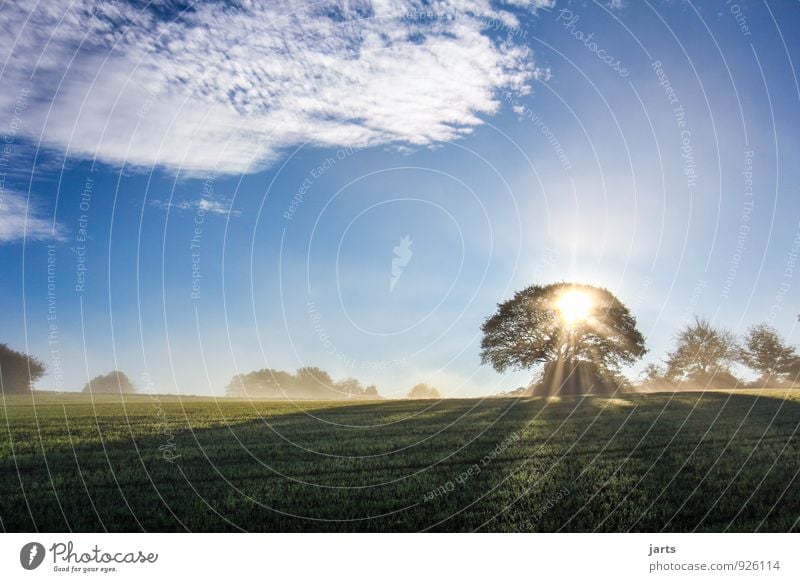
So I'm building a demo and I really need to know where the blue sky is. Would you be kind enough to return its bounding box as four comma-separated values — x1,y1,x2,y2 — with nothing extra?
1,0,798,397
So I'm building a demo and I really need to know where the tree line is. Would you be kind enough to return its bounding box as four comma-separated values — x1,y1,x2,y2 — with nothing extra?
0,345,138,396
3,282,798,398
0,345,442,400
639,318,800,390
224,366,380,399
481,282,800,395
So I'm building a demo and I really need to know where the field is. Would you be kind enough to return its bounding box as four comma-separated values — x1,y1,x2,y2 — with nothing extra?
1,390,799,532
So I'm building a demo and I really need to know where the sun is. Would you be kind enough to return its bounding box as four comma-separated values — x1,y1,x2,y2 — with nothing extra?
555,289,593,325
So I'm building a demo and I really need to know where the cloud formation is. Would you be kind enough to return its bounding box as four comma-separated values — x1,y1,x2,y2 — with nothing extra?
150,195,241,217
0,1,548,176
0,191,64,243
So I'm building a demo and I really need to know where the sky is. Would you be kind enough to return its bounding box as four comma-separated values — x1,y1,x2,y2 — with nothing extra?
0,0,798,397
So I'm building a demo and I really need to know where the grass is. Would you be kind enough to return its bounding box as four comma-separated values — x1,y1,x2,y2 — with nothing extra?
1,389,799,532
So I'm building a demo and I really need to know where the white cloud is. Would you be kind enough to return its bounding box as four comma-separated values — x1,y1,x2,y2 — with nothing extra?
0,191,65,243
150,196,241,217
0,1,545,175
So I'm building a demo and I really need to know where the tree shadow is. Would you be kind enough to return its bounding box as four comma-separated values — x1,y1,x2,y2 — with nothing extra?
1,391,798,532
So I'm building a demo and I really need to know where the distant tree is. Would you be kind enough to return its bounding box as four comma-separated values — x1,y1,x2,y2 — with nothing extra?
637,363,672,391
225,368,294,397
335,377,363,398
782,357,800,385
498,386,530,397
480,282,646,395
224,366,382,400
0,343,45,394
82,371,136,394
665,317,740,388
740,324,799,384
407,383,441,399
225,374,247,397
295,366,336,398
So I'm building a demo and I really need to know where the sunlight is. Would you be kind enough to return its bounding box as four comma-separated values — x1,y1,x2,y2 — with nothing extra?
555,289,593,325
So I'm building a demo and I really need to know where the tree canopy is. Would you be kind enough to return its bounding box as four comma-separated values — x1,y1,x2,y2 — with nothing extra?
664,317,740,388
740,324,800,383
480,282,646,374
0,343,45,395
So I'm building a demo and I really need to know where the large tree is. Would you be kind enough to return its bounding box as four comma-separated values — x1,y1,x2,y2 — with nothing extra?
740,323,800,384
480,283,646,395
481,283,646,371
665,317,740,387
0,343,45,395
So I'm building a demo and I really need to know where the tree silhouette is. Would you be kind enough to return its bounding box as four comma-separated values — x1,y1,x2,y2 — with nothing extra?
665,317,740,388
0,343,45,395
740,323,800,384
480,283,645,395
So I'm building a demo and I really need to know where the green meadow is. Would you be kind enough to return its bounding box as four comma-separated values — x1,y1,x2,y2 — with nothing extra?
1,390,798,532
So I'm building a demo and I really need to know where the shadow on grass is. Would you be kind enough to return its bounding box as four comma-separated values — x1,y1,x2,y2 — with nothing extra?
1,391,798,532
